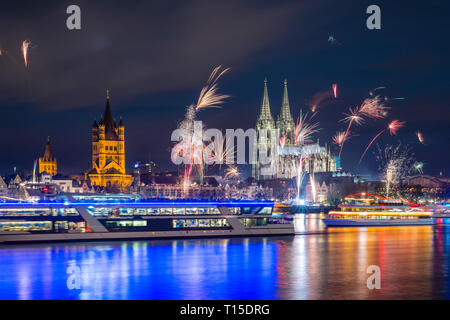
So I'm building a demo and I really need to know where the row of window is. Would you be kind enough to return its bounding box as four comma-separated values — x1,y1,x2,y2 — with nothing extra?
0,221,52,231
105,220,147,228
239,218,268,227
0,221,86,232
173,219,229,228
87,207,223,217
0,208,79,217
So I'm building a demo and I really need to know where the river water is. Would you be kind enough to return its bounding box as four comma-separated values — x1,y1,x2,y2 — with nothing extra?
1,215,449,299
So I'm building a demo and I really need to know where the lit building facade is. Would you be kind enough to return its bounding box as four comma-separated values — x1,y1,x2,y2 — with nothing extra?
86,90,133,190
253,79,338,180
38,137,57,176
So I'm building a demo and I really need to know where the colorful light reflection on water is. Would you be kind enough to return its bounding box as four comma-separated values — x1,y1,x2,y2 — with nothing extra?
1,215,450,300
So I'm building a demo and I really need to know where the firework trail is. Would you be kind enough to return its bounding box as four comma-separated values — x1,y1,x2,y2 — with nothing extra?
369,86,385,96
358,120,406,164
21,40,31,67
306,90,333,112
279,135,287,148
332,83,338,98
339,107,364,156
376,143,416,198
416,131,424,144
309,174,316,203
295,110,320,146
385,97,406,102
174,65,230,193
291,156,306,201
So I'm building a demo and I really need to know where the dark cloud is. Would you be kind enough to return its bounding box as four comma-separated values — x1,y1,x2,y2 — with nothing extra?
0,0,308,110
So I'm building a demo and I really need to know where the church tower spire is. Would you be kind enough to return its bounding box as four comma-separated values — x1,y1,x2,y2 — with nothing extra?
43,136,53,161
86,90,133,191
276,79,295,145
280,79,293,122
253,78,276,180
38,136,57,176
256,78,275,128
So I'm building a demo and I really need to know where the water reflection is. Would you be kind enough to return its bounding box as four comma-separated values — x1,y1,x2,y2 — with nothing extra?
1,215,450,299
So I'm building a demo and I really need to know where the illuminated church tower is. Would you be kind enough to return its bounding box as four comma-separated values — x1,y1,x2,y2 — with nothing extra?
38,136,57,176
276,80,295,145
252,78,277,180
86,90,133,190
276,80,297,178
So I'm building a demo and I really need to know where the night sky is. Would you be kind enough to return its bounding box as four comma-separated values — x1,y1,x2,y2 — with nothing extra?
0,0,449,179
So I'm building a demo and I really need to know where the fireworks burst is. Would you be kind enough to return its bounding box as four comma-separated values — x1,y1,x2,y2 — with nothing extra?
387,120,405,135
225,165,239,179
332,131,352,147
338,107,364,156
342,107,365,126
359,120,406,164
295,110,320,146
205,134,236,166
376,143,416,197
21,40,31,67
358,96,390,119
196,66,230,110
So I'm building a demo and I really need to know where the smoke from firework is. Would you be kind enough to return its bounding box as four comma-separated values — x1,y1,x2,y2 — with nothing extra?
306,89,333,112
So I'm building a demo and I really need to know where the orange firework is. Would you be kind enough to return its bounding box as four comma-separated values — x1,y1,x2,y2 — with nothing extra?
22,40,31,67
416,131,424,144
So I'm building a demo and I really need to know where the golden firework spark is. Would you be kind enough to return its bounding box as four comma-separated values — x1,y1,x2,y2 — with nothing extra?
225,165,239,179
22,40,31,67
416,131,424,144
196,65,230,110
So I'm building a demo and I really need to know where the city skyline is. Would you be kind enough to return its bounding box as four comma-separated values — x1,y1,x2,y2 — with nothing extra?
0,0,448,178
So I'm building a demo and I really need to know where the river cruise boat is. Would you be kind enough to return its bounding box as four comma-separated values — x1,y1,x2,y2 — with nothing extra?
0,194,294,244
322,193,434,226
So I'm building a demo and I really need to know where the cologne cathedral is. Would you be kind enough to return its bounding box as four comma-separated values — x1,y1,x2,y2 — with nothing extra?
252,79,338,180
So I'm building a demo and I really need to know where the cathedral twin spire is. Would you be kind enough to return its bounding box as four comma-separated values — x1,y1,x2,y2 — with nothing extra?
279,79,294,123
257,78,295,144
